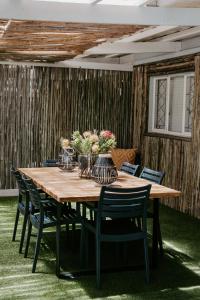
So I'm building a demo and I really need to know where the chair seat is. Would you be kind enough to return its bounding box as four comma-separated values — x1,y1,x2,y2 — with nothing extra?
18,201,26,215
31,213,57,228
83,218,146,242
31,208,80,229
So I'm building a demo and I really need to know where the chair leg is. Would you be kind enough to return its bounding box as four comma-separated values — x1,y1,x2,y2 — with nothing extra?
89,210,93,221
158,221,164,256
32,225,43,273
24,218,32,258
80,226,86,268
82,204,86,218
96,236,101,289
12,207,20,241
144,237,150,284
19,212,28,253
56,203,62,277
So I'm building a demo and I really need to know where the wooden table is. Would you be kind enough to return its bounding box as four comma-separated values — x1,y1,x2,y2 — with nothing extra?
19,167,181,277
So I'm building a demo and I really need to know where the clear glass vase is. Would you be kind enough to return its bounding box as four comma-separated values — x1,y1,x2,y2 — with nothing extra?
78,154,96,178
58,148,77,171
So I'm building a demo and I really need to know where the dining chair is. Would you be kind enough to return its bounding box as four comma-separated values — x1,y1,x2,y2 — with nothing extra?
120,162,140,176
23,177,79,273
11,167,30,254
80,184,151,288
139,167,165,255
11,167,57,254
42,159,58,167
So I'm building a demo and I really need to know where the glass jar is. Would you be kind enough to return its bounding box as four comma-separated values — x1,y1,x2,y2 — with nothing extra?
58,148,77,171
78,154,97,178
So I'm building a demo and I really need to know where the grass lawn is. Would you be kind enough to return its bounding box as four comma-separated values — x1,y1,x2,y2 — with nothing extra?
0,197,200,300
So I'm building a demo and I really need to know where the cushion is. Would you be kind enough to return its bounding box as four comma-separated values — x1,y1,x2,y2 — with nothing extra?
111,148,137,170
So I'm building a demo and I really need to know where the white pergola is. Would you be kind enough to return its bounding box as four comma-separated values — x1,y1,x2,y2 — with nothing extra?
1,0,200,70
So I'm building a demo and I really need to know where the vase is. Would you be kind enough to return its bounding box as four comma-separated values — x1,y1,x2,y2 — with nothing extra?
58,148,77,171
91,153,118,185
78,154,96,178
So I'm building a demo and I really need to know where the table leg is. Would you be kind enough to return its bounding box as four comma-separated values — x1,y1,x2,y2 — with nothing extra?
152,198,159,268
56,202,62,277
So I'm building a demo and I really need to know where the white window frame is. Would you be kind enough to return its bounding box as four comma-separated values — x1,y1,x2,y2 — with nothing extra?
149,72,194,138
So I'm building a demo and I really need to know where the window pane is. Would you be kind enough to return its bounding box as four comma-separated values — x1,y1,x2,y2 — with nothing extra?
154,79,167,129
185,76,194,133
168,76,184,133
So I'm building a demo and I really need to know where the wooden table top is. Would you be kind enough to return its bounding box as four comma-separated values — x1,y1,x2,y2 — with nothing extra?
18,167,181,203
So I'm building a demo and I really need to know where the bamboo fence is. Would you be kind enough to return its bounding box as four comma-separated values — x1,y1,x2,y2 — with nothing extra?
0,54,200,218
0,65,133,188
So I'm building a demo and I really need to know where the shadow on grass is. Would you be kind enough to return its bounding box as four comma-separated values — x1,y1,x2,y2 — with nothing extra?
43,229,200,299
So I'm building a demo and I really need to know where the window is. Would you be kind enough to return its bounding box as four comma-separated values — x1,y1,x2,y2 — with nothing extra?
148,72,194,137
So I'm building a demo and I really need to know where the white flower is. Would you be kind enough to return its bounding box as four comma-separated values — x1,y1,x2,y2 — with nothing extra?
92,144,100,153
89,134,99,143
83,131,92,138
61,138,70,148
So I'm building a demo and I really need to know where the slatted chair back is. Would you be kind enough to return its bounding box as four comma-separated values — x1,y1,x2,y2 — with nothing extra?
98,185,151,224
120,162,140,176
23,177,42,210
11,167,27,195
42,159,58,167
139,167,165,185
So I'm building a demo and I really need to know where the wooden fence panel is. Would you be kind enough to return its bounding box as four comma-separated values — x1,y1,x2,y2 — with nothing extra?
133,55,200,218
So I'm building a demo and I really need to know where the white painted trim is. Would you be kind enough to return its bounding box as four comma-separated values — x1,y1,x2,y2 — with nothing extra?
57,60,133,71
0,189,18,197
0,60,133,71
165,76,170,131
133,46,200,65
149,129,191,138
1,1,200,25
85,42,182,55
149,72,194,138
182,75,187,134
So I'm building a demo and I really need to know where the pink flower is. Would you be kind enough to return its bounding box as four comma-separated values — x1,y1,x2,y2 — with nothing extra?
100,130,115,139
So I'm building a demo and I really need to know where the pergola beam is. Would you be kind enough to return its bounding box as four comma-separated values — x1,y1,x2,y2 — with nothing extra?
158,26,200,41
117,26,179,43
0,1,200,26
85,41,182,55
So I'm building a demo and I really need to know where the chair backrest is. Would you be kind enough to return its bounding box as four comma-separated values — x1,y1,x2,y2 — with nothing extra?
10,166,27,195
42,159,58,167
98,185,151,222
139,167,165,185
120,162,140,176
23,177,41,210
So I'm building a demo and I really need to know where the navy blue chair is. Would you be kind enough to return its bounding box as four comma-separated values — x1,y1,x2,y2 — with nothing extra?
42,159,58,167
11,167,30,253
139,167,165,256
81,184,151,288
120,162,140,176
23,177,79,273
11,167,56,253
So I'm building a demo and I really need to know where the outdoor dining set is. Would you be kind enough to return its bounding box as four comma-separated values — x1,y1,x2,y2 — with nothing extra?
11,139,181,289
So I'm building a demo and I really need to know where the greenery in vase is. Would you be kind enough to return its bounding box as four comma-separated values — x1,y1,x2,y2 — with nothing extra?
69,130,116,154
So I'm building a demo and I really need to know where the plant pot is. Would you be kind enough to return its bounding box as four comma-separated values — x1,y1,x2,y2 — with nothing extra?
91,153,118,185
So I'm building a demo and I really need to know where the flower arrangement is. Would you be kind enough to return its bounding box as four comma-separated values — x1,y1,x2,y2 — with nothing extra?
70,130,116,154
60,137,70,150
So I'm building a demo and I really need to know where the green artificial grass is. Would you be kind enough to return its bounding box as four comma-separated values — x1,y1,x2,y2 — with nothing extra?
0,197,200,300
